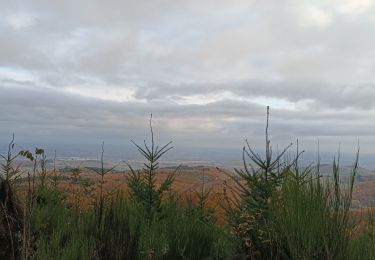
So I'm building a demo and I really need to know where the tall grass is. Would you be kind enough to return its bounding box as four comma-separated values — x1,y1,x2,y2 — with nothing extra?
29,188,234,259
17,116,233,259
271,159,358,259
348,211,375,260
137,197,233,259
32,187,95,260
223,107,371,259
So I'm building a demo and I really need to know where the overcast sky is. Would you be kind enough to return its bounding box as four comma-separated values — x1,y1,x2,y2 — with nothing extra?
1,0,375,156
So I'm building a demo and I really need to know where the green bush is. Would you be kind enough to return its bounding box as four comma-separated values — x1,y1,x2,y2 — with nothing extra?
224,107,367,259
32,188,95,260
347,212,375,260
271,167,357,259
138,198,234,260
223,107,295,259
95,196,141,260
32,191,233,260
126,115,175,222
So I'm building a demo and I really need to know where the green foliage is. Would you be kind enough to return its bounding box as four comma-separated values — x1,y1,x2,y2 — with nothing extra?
36,148,48,188
32,187,95,260
348,212,375,260
127,115,175,221
135,198,233,260
0,134,21,183
92,195,141,260
161,200,233,260
194,169,214,212
123,116,233,259
32,187,140,260
31,190,233,260
271,156,359,259
19,147,49,188
224,107,295,258
224,107,366,259
0,178,23,260
26,117,233,260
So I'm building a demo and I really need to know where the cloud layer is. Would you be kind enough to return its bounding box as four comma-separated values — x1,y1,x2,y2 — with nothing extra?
1,0,375,154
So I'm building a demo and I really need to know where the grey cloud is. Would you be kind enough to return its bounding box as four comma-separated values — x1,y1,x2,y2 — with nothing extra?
0,0,375,154
134,80,375,110
0,84,373,143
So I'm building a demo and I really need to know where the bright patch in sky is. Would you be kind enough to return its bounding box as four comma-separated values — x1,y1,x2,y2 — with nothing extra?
173,95,218,105
0,67,37,82
5,13,35,29
252,96,298,110
334,0,373,15
64,85,137,102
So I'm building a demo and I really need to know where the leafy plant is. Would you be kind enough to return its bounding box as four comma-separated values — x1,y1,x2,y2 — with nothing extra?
348,211,375,260
271,151,359,259
89,142,117,256
126,115,176,222
32,187,95,260
95,196,141,260
1,134,21,183
223,106,295,259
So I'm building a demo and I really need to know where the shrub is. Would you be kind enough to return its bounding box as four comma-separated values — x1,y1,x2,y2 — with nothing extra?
348,211,375,260
271,155,359,259
0,178,23,260
223,107,295,259
95,195,141,260
224,107,362,259
1,135,21,183
126,115,175,222
32,187,95,260
137,198,234,260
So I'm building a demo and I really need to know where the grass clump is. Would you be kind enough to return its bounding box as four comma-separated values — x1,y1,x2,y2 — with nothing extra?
22,116,233,259
224,107,369,260
136,197,233,260
32,187,95,260
223,107,295,259
124,115,233,259
271,156,359,259
348,211,375,260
